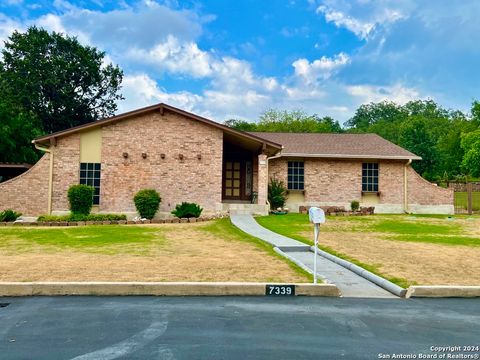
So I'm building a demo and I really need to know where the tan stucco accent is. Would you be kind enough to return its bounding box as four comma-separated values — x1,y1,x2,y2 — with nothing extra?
80,128,102,163
361,193,379,205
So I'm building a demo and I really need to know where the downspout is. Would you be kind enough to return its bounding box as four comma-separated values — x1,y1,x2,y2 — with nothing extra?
265,148,284,208
404,159,412,213
33,142,54,215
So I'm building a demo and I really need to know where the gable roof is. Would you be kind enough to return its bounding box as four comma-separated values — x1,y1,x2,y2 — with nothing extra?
32,103,283,152
249,132,421,160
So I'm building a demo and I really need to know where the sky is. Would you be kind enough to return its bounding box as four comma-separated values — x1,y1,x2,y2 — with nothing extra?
0,0,479,125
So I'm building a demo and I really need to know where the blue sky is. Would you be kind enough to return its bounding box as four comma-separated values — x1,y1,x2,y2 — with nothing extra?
1,0,479,124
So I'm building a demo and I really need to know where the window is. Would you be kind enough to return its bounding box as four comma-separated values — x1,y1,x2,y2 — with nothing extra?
362,163,378,192
80,163,101,205
288,161,304,190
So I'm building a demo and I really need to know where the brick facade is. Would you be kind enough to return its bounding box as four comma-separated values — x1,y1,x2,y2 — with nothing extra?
99,111,223,214
268,158,453,213
0,108,453,216
0,154,49,216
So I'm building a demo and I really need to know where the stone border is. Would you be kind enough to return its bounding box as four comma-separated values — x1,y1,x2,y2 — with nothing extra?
0,215,226,227
406,286,480,298
0,282,340,297
310,246,406,297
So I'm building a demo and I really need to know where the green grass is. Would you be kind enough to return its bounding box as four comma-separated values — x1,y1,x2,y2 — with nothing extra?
455,191,480,211
201,218,313,282
255,213,480,287
0,226,164,254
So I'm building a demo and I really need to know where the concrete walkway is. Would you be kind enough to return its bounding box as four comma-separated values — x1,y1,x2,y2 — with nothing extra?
230,214,396,298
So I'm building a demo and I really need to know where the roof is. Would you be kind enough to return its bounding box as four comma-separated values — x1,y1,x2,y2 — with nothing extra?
0,163,33,169
249,132,421,160
33,103,282,153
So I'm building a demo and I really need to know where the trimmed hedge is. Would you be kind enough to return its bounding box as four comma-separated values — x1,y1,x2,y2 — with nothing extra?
350,200,360,212
0,209,22,222
37,214,127,222
134,189,161,219
68,184,94,215
171,202,203,218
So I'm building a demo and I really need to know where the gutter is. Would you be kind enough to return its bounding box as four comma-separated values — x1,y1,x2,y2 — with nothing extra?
404,159,412,213
33,142,53,214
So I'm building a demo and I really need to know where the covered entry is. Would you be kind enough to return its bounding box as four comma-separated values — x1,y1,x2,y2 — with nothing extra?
221,133,280,204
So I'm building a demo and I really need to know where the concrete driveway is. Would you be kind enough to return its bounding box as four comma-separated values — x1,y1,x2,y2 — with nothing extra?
1,296,478,359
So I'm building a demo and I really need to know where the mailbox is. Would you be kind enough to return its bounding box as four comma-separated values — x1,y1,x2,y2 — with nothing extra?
309,207,325,224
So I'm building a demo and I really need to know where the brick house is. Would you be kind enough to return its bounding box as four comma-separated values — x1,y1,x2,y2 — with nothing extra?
0,103,453,217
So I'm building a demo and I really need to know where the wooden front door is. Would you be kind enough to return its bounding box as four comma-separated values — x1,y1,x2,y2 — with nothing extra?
223,160,243,200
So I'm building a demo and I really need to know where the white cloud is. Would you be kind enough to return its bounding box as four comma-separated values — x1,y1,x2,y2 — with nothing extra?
316,0,412,39
346,84,421,105
292,52,350,81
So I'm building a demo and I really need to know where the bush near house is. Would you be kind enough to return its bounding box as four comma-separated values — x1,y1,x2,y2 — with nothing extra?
68,184,94,215
350,200,360,212
172,202,203,218
134,189,161,219
0,209,22,222
268,178,287,210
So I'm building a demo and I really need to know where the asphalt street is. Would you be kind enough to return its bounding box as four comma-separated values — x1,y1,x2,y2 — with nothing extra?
0,296,479,360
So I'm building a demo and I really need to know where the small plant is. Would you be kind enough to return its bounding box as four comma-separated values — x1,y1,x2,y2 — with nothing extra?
134,189,161,219
68,184,94,215
0,209,22,222
171,202,203,218
268,178,287,210
350,200,360,212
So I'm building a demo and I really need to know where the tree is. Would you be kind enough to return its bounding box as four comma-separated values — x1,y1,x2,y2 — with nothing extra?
399,116,438,179
225,109,343,133
0,27,123,134
461,129,480,178
0,97,40,163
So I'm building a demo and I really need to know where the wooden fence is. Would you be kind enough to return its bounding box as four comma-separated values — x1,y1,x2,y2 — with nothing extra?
450,182,480,215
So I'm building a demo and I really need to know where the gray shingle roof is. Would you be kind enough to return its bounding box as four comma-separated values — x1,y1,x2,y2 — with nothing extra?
248,132,421,160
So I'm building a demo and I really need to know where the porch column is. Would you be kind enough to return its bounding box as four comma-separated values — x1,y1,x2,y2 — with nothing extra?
257,153,268,205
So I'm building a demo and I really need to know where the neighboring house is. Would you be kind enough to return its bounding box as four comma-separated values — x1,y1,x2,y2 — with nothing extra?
0,103,453,217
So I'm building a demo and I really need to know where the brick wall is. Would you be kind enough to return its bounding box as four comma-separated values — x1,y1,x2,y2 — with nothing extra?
268,158,452,212
100,110,223,213
407,166,453,205
51,134,80,212
0,154,49,216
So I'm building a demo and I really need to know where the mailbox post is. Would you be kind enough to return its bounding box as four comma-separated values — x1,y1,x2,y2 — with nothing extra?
308,207,326,284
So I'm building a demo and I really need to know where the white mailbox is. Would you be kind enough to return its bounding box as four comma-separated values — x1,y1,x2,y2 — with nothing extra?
309,207,325,224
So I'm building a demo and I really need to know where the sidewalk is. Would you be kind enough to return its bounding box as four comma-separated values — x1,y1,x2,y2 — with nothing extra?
230,214,396,298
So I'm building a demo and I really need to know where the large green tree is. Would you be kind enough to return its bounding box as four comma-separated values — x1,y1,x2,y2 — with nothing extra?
461,129,480,177
0,26,124,135
225,109,342,133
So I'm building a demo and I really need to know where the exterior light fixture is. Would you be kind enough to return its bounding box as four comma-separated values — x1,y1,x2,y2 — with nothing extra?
123,152,128,159
142,153,147,159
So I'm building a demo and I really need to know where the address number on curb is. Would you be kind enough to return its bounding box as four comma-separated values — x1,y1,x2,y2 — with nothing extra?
266,285,295,296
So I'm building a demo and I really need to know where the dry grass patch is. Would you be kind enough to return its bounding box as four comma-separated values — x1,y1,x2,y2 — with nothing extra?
0,220,309,283
258,213,480,286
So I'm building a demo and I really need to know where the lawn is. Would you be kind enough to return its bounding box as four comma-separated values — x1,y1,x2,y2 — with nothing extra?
0,219,311,283
454,191,480,211
256,213,480,287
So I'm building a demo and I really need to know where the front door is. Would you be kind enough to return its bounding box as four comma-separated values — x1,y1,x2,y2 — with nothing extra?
223,161,242,200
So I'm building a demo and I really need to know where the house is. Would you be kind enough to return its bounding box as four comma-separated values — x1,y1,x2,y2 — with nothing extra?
0,103,453,218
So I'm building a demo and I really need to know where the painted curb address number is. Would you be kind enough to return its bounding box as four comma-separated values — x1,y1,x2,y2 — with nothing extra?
266,285,295,296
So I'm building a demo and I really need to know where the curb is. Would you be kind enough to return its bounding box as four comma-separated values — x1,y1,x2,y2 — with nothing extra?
0,282,340,297
310,246,406,298
406,285,480,298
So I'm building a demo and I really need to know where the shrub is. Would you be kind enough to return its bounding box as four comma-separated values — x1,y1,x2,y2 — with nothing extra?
37,213,127,222
68,184,94,215
350,200,360,212
134,189,161,219
171,202,203,218
0,209,22,222
268,178,287,210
